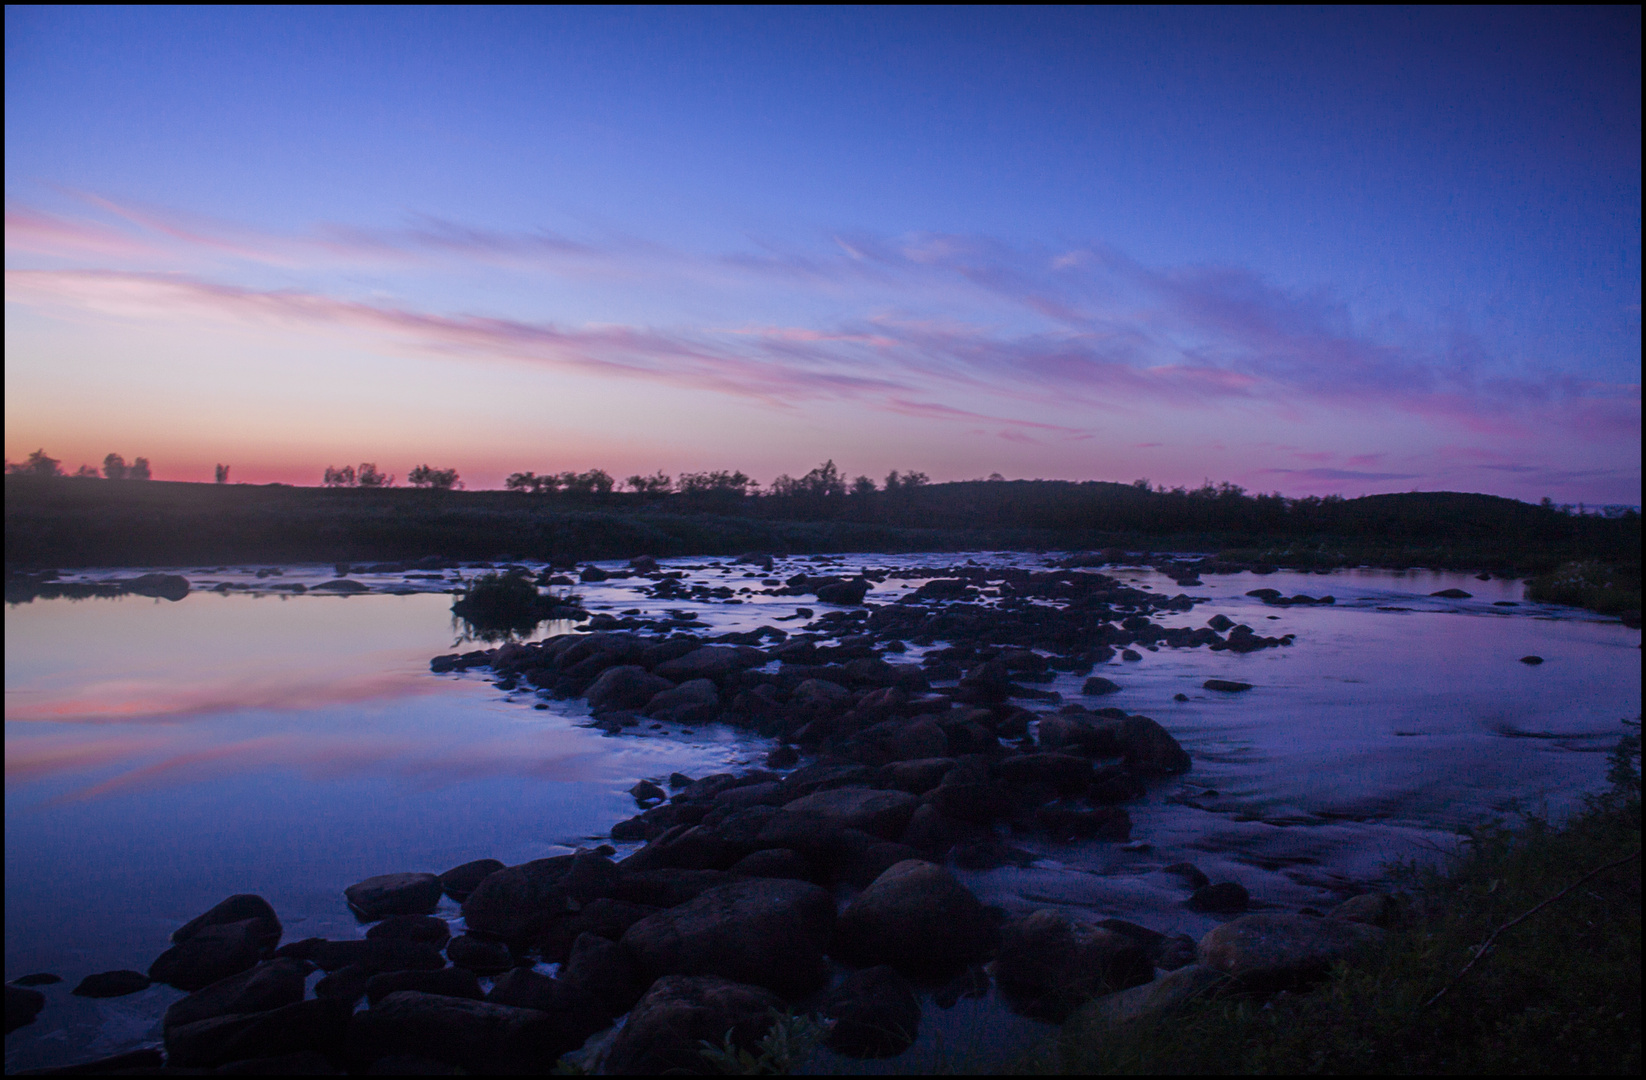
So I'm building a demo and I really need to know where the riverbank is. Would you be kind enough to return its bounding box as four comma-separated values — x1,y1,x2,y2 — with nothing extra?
1034,724,1642,1075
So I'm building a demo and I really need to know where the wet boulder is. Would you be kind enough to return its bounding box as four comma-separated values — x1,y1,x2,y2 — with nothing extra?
365,967,483,1005
344,873,443,921
167,997,351,1069
603,975,783,1075
70,970,151,998
643,678,721,724
163,959,309,1030
124,573,191,601
621,878,836,997
1203,679,1252,693
1082,676,1122,696
998,753,1094,794
587,666,675,711
5,985,45,1033
1329,891,1402,927
366,914,451,947
563,931,645,1015
535,897,662,962
817,578,871,605
347,990,587,1073
150,917,267,990
1083,963,1230,1025
821,965,921,1058
1034,804,1131,841
833,860,995,973
461,855,583,940
780,787,919,840
993,909,1154,1020
446,934,514,974
1117,715,1191,774
308,938,446,974
877,757,957,794
728,847,814,881
1197,913,1385,989
654,646,766,682
172,894,282,953
1430,588,1472,599
925,780,1018,824
608,867,734,910
1189,881,1250,913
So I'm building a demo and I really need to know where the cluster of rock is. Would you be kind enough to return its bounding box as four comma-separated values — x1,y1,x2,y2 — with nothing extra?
7,858,1401,1075
4,571,190,604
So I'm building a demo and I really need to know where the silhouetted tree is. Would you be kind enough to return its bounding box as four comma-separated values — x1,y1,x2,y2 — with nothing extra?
215,464,230,484
72,464,100,478
558,469,613,495
505,470,544,492
356,463,393,488
127,457,152,480
677,470,755,496
408,464,462,490
625,471,673,495
851,475,877,496
103,453,127,480
323,465,357,487
8,449,64,477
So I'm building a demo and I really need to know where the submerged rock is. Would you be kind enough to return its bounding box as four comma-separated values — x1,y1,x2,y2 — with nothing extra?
163,959,308,1030
344,873,443,921
992,909,1153,1020
833,860,995,973
70,970,151,998
603,975,783,1075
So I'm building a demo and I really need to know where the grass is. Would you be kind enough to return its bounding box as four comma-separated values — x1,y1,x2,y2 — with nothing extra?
1029,722,1642,1075
1525,561,1642,622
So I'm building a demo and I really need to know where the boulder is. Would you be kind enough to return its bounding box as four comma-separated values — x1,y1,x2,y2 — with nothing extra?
603,975,783,1075
163,959,308,1030
308,938,446,974
344,873,443,921
833,860,995,973
1197,913,1385,989
1519,655,1544,665
792,678,852,706
643,679,721,723
5,985,45,1033
1203,679,1252,693
446,934,513,974
366,914,451,947
347,990,589,1073
821,965,921,1058
608,868,735,910
998,753,1094,793
1163,862,1211,890
621,878,836,996
1189,881,1250,913
314,964,372,1004
70,970,151,998
1034,804,1131,841
1081,963,1230,1025
1329,892,1402,927
166,998,351,1069
816,578,871,605
654,646,765,682
172,894,282,953
587,666,675,711
877,757,957,794
993,909,1154,1020
780,788,919,839
1118,715,1192,774
124,573,191,601
535,897,661,962
1082,677,1122,696
150,917,266,990
1430,588,1472,599
461,856,581,940
366,967,483,1005
563,931,645,1015
728,847,814,881
438,859,506,902
484,966,607,1048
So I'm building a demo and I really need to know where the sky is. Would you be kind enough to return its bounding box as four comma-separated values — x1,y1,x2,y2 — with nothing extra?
4,6,1640,502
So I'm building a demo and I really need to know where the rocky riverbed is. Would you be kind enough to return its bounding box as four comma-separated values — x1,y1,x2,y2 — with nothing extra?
7,552,1638,1072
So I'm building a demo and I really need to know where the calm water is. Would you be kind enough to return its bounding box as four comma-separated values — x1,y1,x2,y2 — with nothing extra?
5,555,1640,1071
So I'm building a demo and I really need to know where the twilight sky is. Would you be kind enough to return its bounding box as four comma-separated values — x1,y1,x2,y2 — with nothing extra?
5,7,1640,501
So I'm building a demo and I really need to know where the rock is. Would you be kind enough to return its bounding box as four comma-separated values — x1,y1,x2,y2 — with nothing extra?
603,975,783,1075
1082,676,1122,696
1329,892,1402,927
621,878,836,996
1034,804,1131,841
150,917,266,990
484,966,608,1050
163,959,308,1030
535,897,661,961
992,909,1154,1020
822,965,921,1058
1121,649,1142,662
780,788,919,839
1155,933,1198,970
308,938,446,974
1189,881,1250,913
344,873,443,921
366,967,483,1005
877,757,957,794
1174,693,1190,702
1117,715,1191,775
9,973,60,986
312,578,370,593
654,646,765,682
817,578,871,605
439,859,506,902
10,1048,167,1073
70,969,151,997
998,753,1094,793
644,678,722,723
6,985,45,1033
461,856,581,939
563,931,645,1015
792,678,851,705
1081,963,1230,1025
167,997,351,1069
124,573,191,601
1203,679,1252,692
1197,913,1385,989
630,779,667,805
833,860,995,973
172,894,282,953
347,990,591,1073
314,964,372,1004
214,1049,340,1073
926,780,1018,824
587,666,675,711
729,847,813,881
1430,588,1472,598
1519,655,1544,665
446,934,513,974
608,867,734,909
366,914,450,947
1163,862,1211,890
1206,614,1235,631
765,743,800,768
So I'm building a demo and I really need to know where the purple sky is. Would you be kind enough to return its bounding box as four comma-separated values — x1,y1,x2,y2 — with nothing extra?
5,7,1639,501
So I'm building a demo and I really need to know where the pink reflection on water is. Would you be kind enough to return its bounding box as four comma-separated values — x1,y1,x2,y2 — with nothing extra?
5,669,447,724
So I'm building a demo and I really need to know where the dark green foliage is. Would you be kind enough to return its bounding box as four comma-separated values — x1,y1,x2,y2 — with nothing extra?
1034,724,1642,1075
1526,561,1641,618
